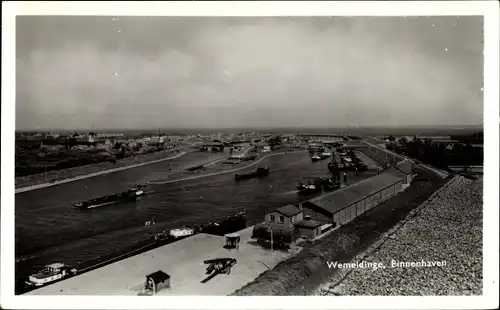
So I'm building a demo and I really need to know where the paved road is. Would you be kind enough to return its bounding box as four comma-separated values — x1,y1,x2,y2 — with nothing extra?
354,151,381,170
15,151,194,194
362,140,449,179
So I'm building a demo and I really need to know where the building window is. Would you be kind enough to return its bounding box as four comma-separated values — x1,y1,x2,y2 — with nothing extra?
279,216,285,223
270,215,275,222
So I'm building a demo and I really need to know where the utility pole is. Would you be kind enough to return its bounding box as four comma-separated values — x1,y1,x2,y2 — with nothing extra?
266,227,273,254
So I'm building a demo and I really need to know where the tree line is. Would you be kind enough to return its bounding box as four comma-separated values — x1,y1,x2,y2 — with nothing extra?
384,132,483,169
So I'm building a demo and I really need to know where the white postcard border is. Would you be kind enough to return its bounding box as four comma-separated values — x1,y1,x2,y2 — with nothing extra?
2,1,498,309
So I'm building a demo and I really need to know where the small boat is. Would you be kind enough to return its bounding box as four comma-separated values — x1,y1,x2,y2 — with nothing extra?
25,263,77,287
320,152,332,159
153,227,197,243
235,167,270,181
297,183,318,193
311,155,322,162
297,177,340,194
186,164,204,172
74,188,144,209
170,227,196,238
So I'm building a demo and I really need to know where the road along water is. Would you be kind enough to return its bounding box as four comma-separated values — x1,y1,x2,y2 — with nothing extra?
15,151,192,193
147,150,304,185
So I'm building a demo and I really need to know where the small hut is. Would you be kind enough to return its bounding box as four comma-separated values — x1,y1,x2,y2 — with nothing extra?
145,270,170,295
294,216,323,239
225,233,241,250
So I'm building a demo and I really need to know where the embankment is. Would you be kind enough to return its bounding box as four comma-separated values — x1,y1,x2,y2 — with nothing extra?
15,150,191,193
316,175,482,295
231,167,448,295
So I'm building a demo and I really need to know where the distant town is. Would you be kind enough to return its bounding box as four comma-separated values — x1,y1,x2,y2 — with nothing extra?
15,128,483,182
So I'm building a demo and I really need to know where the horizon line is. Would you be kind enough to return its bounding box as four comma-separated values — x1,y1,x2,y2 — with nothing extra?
15,124,483,133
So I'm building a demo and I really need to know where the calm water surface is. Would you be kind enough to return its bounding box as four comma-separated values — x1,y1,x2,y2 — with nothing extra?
15,150,374,285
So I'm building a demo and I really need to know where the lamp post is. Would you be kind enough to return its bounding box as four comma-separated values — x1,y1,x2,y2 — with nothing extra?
265,227,273,253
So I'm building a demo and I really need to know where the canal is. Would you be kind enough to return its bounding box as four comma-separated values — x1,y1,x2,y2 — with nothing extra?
15,150,376,289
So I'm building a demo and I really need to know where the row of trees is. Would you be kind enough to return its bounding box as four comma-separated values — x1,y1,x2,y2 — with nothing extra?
386,134,483,169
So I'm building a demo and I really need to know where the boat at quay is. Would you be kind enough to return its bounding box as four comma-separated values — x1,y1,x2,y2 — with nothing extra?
25,263,77,287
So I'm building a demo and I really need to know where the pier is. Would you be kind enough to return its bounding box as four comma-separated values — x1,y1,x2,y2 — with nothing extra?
26,226,301,296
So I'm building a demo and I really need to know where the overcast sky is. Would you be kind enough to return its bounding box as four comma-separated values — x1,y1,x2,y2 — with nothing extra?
16,16,483,130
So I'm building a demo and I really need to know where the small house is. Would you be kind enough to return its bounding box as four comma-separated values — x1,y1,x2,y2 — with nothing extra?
145,270,170,294
294,216,323,239
265,205,303,227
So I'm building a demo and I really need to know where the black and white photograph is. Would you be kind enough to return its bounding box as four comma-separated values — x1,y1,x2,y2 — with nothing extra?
1,1,499,309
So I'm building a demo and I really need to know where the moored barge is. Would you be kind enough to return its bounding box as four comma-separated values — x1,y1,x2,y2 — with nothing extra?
200,211,247,236
25,263,77,287
235,167,269,181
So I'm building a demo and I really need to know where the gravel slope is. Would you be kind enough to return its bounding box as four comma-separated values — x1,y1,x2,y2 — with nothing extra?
316,175,482,296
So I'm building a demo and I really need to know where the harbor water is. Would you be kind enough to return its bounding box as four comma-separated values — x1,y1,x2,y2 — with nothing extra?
15,150,375,292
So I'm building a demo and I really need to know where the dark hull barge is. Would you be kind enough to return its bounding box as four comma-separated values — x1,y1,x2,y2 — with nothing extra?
74,187,145,209
234,167,269,181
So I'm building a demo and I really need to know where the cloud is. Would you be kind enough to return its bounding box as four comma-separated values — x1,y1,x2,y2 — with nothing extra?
16,16,483,129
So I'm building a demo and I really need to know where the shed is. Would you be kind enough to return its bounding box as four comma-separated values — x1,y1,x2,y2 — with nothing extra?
294,216,323,239
145,270,170,294
225,233,241,250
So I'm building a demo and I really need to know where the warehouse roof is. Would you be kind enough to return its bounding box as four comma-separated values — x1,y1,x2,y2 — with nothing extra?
385,166,407,180
269,205,302,217
306,172,402,215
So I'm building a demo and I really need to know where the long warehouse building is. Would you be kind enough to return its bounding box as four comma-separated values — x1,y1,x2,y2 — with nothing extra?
301,169,408,226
